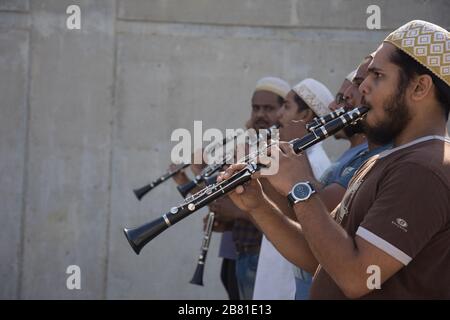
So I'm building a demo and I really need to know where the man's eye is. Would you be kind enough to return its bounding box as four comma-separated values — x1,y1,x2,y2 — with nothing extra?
335,95,340,103
335,94,345,104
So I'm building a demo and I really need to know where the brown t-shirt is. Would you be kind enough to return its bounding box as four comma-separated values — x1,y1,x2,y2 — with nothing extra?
309,136,450,299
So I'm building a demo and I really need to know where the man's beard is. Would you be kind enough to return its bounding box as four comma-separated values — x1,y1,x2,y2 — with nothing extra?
343,121,365,137
253,119,270,130
362,89,411,145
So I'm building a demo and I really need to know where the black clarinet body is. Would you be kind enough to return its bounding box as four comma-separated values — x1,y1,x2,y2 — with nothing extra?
305,107,346,132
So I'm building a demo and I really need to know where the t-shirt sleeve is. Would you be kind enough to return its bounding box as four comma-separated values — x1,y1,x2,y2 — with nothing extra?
356,163,448,265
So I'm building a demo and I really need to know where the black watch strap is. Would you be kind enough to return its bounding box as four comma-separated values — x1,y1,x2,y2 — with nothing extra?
287,193,297,206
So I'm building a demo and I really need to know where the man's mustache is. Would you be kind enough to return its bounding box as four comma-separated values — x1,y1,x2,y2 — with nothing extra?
254,118,269,126
361,97,372,109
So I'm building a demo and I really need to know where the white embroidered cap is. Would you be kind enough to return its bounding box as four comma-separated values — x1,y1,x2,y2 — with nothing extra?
254,77,290,99
292,78,334,117
346,70,357,82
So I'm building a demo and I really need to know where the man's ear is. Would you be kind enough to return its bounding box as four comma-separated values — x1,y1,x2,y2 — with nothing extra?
411,74,433,102
245,119,254,129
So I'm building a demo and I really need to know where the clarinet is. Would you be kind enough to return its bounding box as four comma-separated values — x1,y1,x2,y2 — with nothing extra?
305,107,346,132
176,125,278,198
123,106,369,254
190,211,215,286
133,163,190,200
133,131,242,200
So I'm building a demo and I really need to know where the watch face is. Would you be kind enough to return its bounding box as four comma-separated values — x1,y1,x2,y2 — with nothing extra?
293,183,312,201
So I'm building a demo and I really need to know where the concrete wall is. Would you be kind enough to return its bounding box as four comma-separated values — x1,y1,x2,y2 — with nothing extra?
0,0,448,299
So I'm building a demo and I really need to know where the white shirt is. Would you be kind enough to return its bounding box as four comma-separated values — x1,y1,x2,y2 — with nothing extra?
252,142,330,300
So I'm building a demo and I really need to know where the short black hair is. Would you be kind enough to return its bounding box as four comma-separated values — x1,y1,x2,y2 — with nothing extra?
390,47,450,120
293,93,317,116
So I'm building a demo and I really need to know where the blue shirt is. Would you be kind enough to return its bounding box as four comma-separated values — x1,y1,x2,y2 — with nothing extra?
320,142,368,186
333,144,392,188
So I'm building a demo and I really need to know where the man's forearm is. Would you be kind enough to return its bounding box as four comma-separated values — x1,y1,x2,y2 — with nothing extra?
260,179,297,220
293,196,364,293
249,199,319,273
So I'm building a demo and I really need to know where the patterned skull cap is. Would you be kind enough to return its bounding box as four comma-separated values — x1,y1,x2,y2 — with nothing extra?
384,20,449,87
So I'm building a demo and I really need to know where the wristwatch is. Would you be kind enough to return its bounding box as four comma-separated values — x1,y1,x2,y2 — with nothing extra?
287,181,316,206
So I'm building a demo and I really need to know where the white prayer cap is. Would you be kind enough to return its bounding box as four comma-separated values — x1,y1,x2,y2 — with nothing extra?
346,70,357,82
292,78,333,117
254,77,290,99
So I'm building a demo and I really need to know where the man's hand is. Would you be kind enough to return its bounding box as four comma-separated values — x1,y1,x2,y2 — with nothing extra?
190,163,204,176
217,164,268,213
209,197,240,221
204,197,243,233
203,212,233,232
257,142,316,196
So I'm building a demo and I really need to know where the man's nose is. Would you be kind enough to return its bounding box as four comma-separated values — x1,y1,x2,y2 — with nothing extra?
359,77,370,96
256,108,266,118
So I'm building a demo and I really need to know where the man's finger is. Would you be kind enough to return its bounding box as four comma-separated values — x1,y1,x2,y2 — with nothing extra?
217,171,226,182
223,163,246,179
252,170,262,180
258,154,272,167
279,141,296,155
235,185,245,194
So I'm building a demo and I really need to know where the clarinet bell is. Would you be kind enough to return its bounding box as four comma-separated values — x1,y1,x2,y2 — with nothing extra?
190,263,205,286
123,216,169,255
133,184,153,201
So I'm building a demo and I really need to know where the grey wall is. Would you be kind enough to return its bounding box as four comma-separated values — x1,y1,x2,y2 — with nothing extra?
0,0,448,299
